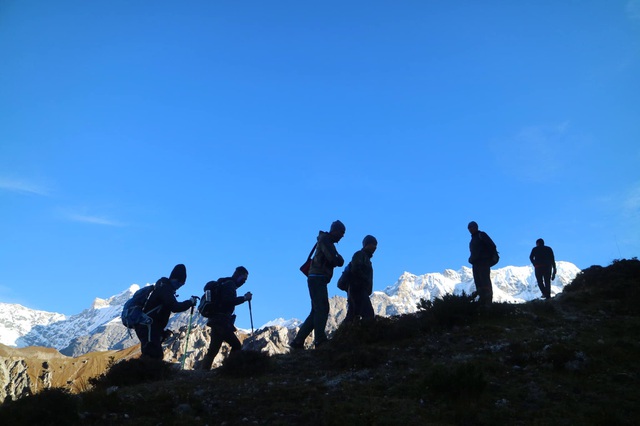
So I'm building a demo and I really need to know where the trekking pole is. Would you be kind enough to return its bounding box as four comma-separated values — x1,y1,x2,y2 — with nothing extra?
248,299,254,334
180,304,196,370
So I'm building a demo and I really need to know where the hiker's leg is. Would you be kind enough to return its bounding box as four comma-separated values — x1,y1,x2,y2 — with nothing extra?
309,276,330,344
473,263,493,305
144,326,164,360
535,268,546,296
360,291,375,321
292,278,316,345
542,267,552,297
223,327,242,352
201,325,223,370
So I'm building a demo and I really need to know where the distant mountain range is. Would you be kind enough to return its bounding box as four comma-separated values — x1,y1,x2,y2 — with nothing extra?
0,262,580,357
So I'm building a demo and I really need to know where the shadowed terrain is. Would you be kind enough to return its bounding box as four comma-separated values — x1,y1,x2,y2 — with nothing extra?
1,258,638,425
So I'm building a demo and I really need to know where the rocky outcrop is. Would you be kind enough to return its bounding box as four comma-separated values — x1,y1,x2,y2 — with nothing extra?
0,357,31,402
0,344,139,403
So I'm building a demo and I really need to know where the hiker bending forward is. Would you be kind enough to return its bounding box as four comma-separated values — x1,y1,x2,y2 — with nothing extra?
135,264,197,360
344,235,377,322
201,266,251,370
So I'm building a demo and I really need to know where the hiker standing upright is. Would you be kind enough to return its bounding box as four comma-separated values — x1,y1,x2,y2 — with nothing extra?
291,220,345,349
467,221,497,306
200,266,252,370
135,264,198,360
344,235,377,323
529,238,557,299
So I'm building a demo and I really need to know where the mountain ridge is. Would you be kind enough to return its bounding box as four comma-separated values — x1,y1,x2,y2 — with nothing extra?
1,262,580,355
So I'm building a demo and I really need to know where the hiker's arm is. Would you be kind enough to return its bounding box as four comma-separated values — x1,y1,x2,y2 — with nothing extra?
219,282,246,307
320,240,344,267
164,292,192,313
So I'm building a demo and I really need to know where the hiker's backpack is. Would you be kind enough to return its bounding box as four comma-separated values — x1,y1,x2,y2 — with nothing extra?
121,285,161,328
337,263,353,292
198,280,223,318
480,232,500,267
299,243,317,276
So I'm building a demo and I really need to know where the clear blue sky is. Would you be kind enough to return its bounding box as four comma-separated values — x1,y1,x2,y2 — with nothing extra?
1,1,639,330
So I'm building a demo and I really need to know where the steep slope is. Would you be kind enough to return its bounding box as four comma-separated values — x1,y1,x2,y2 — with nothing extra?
1,259,637,425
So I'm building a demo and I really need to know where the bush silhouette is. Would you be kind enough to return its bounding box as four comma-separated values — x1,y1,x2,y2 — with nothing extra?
218,350,271,377
89,357,175,388
0,387,79,426
417,292,479,327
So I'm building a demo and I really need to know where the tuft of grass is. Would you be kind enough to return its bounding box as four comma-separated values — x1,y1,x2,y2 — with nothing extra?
0,387,80,426
417,291,479,327
88,357,176,389
331,315,421,347
218,350,272,377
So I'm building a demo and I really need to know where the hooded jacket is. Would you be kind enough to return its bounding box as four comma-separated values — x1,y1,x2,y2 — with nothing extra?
350,248,374,295
309,231,345,280
469,231,496,265
144,277,193,330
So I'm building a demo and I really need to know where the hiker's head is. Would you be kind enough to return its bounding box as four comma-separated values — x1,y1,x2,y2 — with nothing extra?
362,235,378,254
233,266,249,287
169,264,187,288
467,221,479,234
536,238,545,246
330,220,346,242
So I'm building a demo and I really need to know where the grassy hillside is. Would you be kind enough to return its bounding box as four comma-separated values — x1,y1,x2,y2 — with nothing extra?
2,258,638,426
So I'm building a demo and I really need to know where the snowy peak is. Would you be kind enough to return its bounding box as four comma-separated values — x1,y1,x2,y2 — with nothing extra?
374,261,580,318
0,303,66,347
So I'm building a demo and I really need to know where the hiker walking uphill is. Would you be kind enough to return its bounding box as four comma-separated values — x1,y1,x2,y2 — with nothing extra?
200,266,252,370
529,238,557,299
467,221,498,306
134,264,198,360
291,220,345,349
344,235,377,323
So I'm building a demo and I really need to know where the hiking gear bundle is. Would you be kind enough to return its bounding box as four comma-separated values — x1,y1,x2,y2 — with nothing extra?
479,232,500,267
198,281,222,318
490,250,500,266
299,243,317,276
121,285,161,328
337,263,353,292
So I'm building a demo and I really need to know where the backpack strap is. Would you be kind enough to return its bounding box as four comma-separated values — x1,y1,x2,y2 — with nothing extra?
306,243,317,261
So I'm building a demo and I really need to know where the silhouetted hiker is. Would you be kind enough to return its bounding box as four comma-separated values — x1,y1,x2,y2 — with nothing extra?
290,220,345,349
135,264,198,360
344,235,377,323
529,238,557,299
200,266,252,370
467,221,497,306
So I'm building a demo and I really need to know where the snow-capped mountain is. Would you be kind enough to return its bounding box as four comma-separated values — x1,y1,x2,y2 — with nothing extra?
0,303,65,347
371,261,580,317
0,262,580,355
